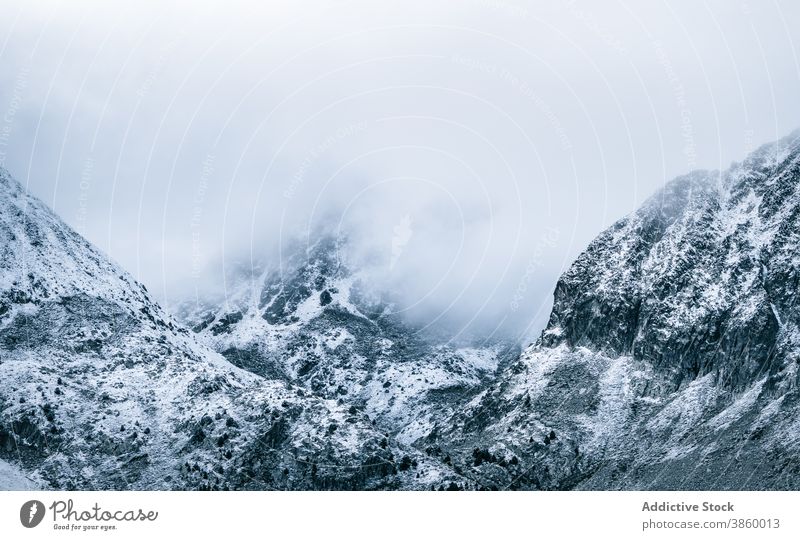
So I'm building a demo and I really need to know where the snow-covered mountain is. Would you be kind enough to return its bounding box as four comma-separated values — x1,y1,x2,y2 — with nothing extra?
3,129,799,491
0,168,463,490
179,236,518,446
428,131,800,489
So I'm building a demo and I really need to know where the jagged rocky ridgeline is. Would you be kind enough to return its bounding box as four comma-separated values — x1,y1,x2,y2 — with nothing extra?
0,168,464,490
431,131,800,490
2,129,799,491
178,236,518,448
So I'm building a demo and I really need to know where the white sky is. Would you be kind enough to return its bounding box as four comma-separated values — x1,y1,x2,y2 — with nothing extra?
1,0,799,341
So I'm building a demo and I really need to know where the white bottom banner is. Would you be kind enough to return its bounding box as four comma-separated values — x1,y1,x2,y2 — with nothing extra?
2,491,797,539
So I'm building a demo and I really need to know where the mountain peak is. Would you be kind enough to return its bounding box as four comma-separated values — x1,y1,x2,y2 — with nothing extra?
434,130,800,490
0,167,463,490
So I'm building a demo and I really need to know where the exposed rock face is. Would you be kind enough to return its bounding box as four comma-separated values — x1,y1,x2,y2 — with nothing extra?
180,236,518,446
0,168,461,490
431,131,800,490
4,129,800,491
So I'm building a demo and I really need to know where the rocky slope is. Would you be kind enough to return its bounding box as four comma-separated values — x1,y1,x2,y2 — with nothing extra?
429,131,800,490
179,237,517,446
4,129,799,491
0,168,462,490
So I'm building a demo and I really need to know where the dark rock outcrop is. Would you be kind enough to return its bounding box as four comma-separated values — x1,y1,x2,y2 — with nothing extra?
433,131,800,490
0,168,459,490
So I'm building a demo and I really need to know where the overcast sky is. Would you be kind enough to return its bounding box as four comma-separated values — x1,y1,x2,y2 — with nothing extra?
1,0,799,341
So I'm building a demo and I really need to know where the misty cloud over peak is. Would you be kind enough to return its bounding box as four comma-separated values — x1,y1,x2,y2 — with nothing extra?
1,0,799,339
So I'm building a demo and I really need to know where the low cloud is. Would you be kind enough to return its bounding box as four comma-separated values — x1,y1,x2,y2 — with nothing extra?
2,0,799,341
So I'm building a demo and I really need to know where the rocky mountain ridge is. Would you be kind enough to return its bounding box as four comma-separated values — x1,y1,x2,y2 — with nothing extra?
3,130,800,490
179,236,518,446
429,131,800,489
0,168,463,490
